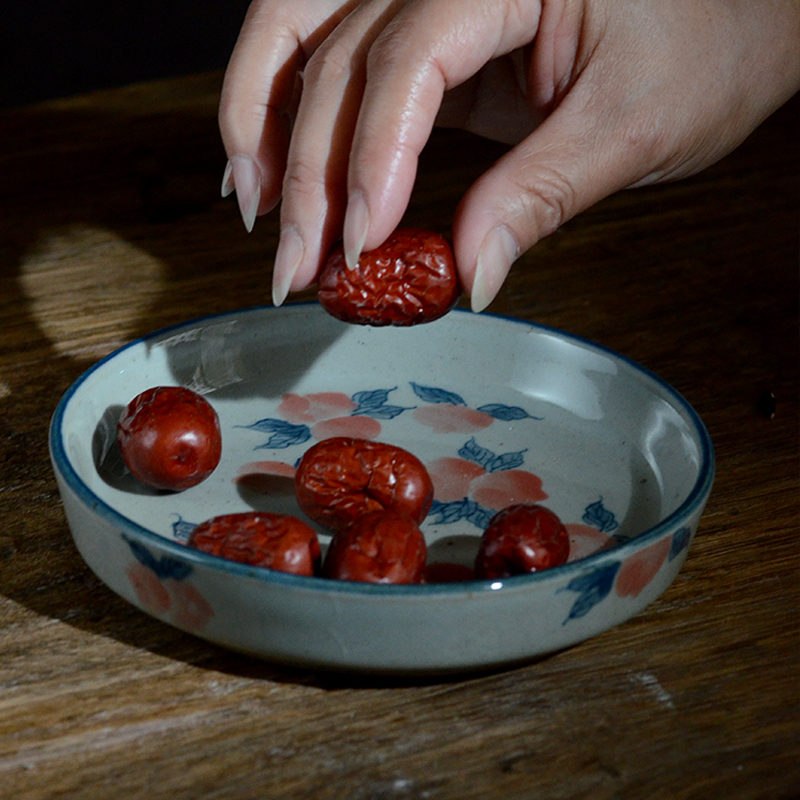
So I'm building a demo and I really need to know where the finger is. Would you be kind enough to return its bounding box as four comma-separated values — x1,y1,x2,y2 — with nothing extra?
219,1,358,231
452,81,669,312
273,0,406,304
341,0,543,266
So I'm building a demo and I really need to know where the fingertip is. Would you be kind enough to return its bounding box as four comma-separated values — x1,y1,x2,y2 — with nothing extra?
470,225,520,313
272,226,305,307
222,155,262,232
343,191,370,270
221,159,235,198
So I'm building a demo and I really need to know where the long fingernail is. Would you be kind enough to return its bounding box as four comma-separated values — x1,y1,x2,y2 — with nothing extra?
223,155,261,232
221,159,235,197
343,191,369,270
471,225,519,313
272,226,305,307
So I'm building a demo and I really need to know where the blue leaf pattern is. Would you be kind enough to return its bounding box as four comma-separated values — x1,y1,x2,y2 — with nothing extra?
458,438,527,473
560,561,621,623
124,536,192,581
669,526,692,560
582,498,620,533
477,403,542,421
353,404,410,420
238,418,312,449
352,387,396,409
410,382,466,406
351,388,412,420
427,499,495,530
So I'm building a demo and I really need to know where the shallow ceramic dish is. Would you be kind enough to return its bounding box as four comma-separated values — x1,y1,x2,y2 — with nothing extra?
50,304,714,674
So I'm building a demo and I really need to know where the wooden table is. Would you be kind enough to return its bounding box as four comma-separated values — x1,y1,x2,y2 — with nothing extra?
1,73,797,799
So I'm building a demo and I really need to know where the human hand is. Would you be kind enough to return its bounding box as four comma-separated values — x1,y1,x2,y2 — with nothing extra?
219,0,800,311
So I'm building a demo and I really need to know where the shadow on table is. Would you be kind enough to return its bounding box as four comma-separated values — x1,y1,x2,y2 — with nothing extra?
0,86,516,689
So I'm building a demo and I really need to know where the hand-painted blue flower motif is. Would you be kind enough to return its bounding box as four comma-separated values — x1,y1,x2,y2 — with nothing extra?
669,526,692,560
351,387,413,420
476,403,542,421
582,497,620,533
560,561,621,623
123,535,192,581
458,438,528,473
410,382,466,405
238,418,312,449
427,498,495,530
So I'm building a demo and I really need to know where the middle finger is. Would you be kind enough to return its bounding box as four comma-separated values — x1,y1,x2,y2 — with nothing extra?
273,0,406,306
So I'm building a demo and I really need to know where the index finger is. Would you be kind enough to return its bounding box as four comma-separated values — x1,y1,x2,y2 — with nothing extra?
342,0,542,263
219,0,360,218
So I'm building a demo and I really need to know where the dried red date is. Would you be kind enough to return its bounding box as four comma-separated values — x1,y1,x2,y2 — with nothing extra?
117,386,222,491
475,504,570,579
294,437,434,532
322,510,427,584
188,511,320,576
318,228,461,326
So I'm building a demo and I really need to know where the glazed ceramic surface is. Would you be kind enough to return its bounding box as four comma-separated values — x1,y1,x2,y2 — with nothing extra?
50,304,714,673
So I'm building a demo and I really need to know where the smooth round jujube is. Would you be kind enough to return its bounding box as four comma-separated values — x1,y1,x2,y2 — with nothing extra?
322,510,427,584
187,512,321,576
318,228,461,326
117,386,222,491
294,437,434,532
475,504,570,579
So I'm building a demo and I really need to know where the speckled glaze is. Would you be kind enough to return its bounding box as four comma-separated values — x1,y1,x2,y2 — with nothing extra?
50,304,714,674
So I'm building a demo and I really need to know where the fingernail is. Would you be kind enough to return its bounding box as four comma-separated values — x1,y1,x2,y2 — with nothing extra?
471,225,519,313
221,158,235,198
343,191,369,270
223,155,261,232
272,226,305,307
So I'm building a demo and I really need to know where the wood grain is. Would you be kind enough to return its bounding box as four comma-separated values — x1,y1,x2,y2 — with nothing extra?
0,74,797,800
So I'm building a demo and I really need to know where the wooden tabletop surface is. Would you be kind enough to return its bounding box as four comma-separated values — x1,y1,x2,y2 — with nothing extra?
0,73,797,800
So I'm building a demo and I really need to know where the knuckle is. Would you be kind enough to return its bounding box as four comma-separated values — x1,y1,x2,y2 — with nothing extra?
304,37,355,86
283,156,326,204
622,109,672,166
366,20,412,77
516,166,576,239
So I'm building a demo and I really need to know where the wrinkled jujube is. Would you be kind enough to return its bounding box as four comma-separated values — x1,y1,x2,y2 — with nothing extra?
318,228,461,326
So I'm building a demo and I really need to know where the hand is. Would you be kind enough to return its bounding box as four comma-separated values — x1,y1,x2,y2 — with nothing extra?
219,0,800,310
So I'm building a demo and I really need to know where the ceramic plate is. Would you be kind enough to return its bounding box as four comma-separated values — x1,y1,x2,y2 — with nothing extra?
50,304,714,673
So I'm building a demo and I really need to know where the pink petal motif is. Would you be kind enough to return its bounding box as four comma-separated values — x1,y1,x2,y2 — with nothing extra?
412,404,494,434
169,581,214,631
126,563,171,614
277,393,314,423
311,416,382,440
305,392,358,420
427,457,486,502
615,537,672,598
469,469,547,510
278,392,357,424
565,523,615,562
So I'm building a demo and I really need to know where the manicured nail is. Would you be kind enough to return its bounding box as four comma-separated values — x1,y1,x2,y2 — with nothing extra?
221,158,235,198
222,155,261,232
272,226,305,307
343,191,370,270
471,225,519,313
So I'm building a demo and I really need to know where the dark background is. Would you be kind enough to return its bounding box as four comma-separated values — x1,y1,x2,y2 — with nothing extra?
1,1,253,108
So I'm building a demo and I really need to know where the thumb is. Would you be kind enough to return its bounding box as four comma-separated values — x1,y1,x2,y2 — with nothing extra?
453,98,647,312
